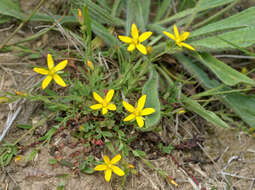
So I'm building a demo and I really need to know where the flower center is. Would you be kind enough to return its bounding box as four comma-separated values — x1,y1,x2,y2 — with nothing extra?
102,100,108,107
107,163,113,169
133,37,139,45
48,68,56,76
134,109,141,116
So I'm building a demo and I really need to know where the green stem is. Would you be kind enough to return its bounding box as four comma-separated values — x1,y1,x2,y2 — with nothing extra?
184,0,203,31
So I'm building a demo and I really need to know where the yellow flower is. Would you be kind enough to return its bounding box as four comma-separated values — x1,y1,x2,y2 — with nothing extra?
33,54,68,89
94,154,125,182
163,25,195,51
122,95,155,128
118,23,152,55
90,89,116,115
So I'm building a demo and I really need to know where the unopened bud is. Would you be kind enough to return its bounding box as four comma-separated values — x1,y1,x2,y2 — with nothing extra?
178,109,186,114
87,60,94,70
241,67,247,75
78,8,83,25
147,46,152,54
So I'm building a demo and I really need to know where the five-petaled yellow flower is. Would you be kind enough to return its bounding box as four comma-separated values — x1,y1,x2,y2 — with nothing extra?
94,154,125,182
33,54,68,89
122,95,155,128
118,23,152,55
163,24,195,51
90,89,116,115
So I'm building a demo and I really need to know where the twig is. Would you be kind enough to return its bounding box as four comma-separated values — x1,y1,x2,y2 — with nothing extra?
0,101,23,143
221,172,255,180
0,0,48,50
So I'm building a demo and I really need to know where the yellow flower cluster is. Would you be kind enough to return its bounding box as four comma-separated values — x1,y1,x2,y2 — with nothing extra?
119,23,195,54
33,24,194,90
90,89,155,128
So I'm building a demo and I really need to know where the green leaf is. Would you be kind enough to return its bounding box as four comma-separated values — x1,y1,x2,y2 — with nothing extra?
223,93,255,128
132,150,146,157
0,0,25,21
142,66,161,130
101,131,113,138
190,7,255,37
181,96,229,128
177,53,255,128
155,0,235,25
48,158,57,165
195,52,255,86
80,167,94,174
154,0,172,22
16,124,32,129
126,0,136,35
190,27,255,51
137,0,151,28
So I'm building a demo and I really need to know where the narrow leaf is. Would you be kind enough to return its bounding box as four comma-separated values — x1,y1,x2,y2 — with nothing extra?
196,52,255,86
142,66,161,130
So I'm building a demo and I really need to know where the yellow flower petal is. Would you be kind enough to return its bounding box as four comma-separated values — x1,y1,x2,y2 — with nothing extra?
103,155,111,165
90,104,103,110
118,36,133,43
173,25,180,39
42,75,52,89
137,95,146,110
180,32,190,41
53,74,67,87
111,165,125,176
136,116,144,128
47,54,54,70
139,31,152,43
136,44,147,55
141,108,155,116
110,154,121,164
105,89,114,103
107,104,116,111
181,42,195,51
131,23,139,39
54,60,68,72
123,114,135,121
163,31,176,41
102,108,108,115
122,101,135,112
94,164,107,171
33,68,49,75
127,43,136,51
105,169,112,182
93,92,104,103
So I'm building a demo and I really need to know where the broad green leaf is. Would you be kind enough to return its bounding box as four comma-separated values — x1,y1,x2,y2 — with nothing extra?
0,0,25,21
190,7,255,37
182,96,229,128
177,53,255,128
190,27,255,51
155,0,235,25
196,52,255,86
223,93,255,128
142,66,161,130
